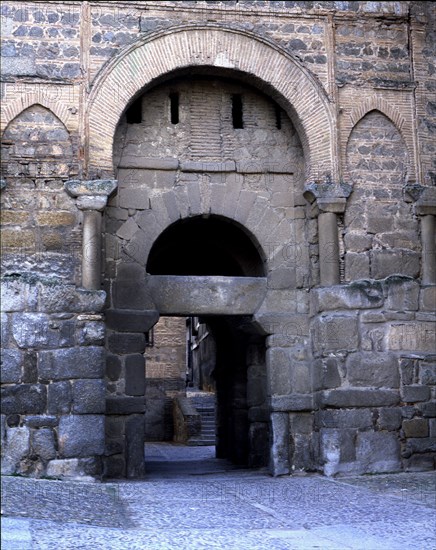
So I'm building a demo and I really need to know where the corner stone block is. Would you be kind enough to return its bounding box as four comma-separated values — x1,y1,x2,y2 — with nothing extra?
105,309,159,332
355,431,401,473
108,332,145,355
346,352,400,388
1,349,23,383
58,415,105,458
38,347,105,381
72,379,106,413
312,314,359,354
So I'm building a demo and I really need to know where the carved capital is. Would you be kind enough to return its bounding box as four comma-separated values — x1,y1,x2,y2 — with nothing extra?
65,179,118,198
404,183,436,216
303,182,352,213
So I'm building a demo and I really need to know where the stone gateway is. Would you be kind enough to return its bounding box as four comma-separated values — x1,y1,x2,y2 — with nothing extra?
1,1,435,479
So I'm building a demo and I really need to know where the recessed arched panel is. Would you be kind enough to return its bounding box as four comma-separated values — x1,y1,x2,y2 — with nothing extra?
87,25,335,181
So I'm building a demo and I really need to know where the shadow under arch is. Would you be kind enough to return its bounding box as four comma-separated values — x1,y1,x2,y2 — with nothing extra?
147,214,267,278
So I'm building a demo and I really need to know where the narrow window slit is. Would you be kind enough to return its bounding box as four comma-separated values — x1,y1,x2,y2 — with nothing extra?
170,92,179,124
232,94,243,129
275,104,282,130
126,96,142,124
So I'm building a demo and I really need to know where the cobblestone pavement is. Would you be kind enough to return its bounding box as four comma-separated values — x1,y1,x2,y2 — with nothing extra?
2,444,435,550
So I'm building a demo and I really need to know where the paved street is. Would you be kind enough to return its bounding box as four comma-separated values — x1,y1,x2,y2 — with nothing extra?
2,444,435,550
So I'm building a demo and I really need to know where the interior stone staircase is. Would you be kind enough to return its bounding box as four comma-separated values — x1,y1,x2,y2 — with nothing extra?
186,391,216,446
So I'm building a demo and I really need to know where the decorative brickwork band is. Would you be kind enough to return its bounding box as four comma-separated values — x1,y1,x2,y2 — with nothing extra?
65,180,118,290
304,182,352,286
405,183,436,284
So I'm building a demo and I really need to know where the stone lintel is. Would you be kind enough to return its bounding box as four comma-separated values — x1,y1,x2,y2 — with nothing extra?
65,179,118,198
180,160,236,172
118,157,178,170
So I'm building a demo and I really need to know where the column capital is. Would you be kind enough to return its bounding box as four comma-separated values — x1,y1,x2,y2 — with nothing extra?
404,183,436,216
303,182,352,213
65,179,118,211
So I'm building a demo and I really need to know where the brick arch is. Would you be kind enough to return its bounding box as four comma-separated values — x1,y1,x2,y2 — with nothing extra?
88,24,336,182
1,95,73,136
342,99,414,181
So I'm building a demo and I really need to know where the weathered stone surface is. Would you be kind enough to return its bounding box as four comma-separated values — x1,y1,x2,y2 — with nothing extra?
106,354,122,381
1,426,30,475
76,321,105,346
346,352,399,388
316,409,372,429
106,397,145,414
119,188,149,210
312,281,383,312
320,428,357,476
48,381,71,414
384,277,420,311
322,389,399,408
270,412,290,476
25,415,58,428
1,384,47,414
58,415,105,458
371,250,420,279
403,437,436,454
419,362,436,385
313,357,342,390
388,322,435,352
402,418,429,438
65,179,117,197
378,408,402,431
108,332,145,354
180,160,235,172
401,385,431,403
420,286,436,312
356,431,401,473
12,313,74,349
1,348,22,383
312,314,359,353
125,355,146,396
38,347,105,380
148,275,267,316
45,458,85,480
72,379,106,414
38,285,106,313
270,394,314,411
1,278,38,311
31,428,56,460
106,309,159,332
126,414,145,478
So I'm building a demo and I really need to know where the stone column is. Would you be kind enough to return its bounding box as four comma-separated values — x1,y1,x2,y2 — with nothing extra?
405,184,436,285
304,182,352,287
65,180,117,290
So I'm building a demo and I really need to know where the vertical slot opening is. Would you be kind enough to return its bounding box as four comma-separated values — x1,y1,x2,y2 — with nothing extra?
232,94,243,129
170,92,179,124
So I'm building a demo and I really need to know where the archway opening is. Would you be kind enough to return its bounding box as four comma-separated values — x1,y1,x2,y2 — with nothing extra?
147,215,266,277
